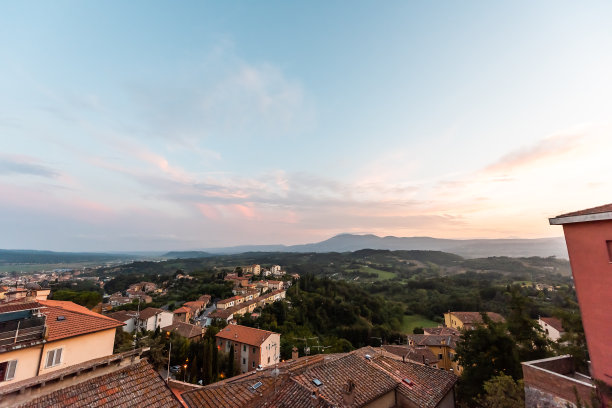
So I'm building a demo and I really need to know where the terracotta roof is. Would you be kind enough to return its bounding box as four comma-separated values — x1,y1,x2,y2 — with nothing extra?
263,379,333,408
182,375,282,408
423,327,460,336
183,301,205,313
17,360,182,408
555,203,612,218
182,347,457,408
106,310,137,323
218,296,243,304
291,352,398,406
40,300,121,322
370,355,457,408
0,301,40,314
216,324,278,347
209,308,234,320
449,311,505,325
406,334,460,349
40,301,124,342
138,307,166,320
162,322,205,339
541,317,564,332
173,306,191,314
383,345,439,365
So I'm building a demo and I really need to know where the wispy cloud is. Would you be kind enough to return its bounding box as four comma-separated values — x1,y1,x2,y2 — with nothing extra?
128,46,314,143
0,155,58,178
483,131,584,175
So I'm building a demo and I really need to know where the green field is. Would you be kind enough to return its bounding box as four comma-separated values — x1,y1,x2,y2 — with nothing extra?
401,314,438,333
360,266,396,280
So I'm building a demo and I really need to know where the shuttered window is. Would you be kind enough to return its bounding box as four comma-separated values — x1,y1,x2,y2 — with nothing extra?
45,348,63,368
0,360,17,381
5,361,16,380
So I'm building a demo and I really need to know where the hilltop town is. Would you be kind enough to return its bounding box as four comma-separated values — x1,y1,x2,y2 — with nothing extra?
0,202,606,408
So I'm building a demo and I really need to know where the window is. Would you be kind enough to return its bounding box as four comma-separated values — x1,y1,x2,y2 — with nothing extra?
607,240,612,262
242,358,246,364
253,347,256,353
252,361,255,368
0,360,17,381
267,356,270,364
243,345,246,352
438,353,443,360
45,348,63,368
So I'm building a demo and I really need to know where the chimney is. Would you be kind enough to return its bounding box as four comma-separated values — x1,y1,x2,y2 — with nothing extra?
342,380,356,405
292,347,299,360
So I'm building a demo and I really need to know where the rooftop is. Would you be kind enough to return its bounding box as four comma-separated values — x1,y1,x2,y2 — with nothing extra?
138,307,166,321
448,311,505,325
39,300,124,342
215,324,278,347
540,317,564,332
181,346,457,408
14,358,181,408
163,321,205,339
550,203,612,225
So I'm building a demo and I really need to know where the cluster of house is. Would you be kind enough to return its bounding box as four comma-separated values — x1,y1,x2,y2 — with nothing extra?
239,264,298,278
382,311,505,376
0,283,51,303
108,281,165,307
107,294,212,342
1,270,103,289
209,289,287,324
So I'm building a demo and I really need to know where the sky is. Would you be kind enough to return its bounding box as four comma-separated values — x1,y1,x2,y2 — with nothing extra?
1,1,612,251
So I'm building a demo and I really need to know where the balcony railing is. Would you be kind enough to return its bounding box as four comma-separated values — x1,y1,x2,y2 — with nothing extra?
0,316,46,347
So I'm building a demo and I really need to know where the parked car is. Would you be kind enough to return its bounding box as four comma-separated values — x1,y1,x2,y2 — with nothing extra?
170,365,181,374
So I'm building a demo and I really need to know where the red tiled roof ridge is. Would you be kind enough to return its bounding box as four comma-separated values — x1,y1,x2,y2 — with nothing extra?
541,316,564,332
40,302,124,342
555,203,612,218
39,300,123,323
450,311,504,323
216,324,278,346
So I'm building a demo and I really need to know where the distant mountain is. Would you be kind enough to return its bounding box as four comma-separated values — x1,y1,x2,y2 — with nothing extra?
0,249,133,264
163,251,213,259
201,234,568,259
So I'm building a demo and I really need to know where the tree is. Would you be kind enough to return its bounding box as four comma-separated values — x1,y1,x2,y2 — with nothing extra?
477,373,524,408
228,345,235,377
506,287,550,362
455,315,521,406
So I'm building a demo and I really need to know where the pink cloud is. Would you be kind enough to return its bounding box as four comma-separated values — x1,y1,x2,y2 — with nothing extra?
233,203,256,219
483,132,583,174
196,203,221,220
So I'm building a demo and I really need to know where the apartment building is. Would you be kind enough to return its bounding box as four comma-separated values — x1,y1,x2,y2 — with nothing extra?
0,299,123,386
216,325,280,373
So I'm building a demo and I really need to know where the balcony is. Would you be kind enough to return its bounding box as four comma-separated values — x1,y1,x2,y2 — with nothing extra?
0,315,46,349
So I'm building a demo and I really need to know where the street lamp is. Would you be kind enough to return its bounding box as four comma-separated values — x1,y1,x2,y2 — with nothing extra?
183,364,188,382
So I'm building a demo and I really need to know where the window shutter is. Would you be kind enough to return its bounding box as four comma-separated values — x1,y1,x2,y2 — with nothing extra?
6,361,16,380
46,351,54,368
54,349,62,366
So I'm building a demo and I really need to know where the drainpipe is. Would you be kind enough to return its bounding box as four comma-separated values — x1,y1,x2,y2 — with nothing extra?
36,324,48,376
36,344,45,375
